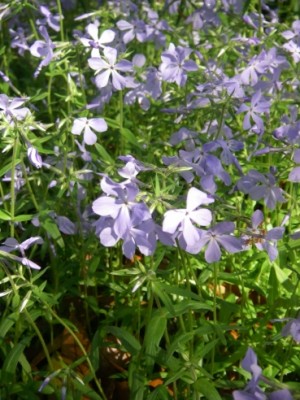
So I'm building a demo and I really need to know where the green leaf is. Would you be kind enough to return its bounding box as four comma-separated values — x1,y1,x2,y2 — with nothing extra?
41,217,64,249
3,337,30,376
106,326,141,356
120,127,140,148
151,282,175,316
144,312,167,369
194,378,222,400
95,143,114,164
0,159,21,178
0,209,12,221
14,214,34,222
0,312,18,339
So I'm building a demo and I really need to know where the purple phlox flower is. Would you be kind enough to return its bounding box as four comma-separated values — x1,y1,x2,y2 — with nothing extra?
169,127,199,151
233,348,293,400
283,38,300,63
196,221,243,263
143,67,162,99
221,0,245,14
9,27,29,55
243,210,284,261
237,91,270,132
75,139,92,162
162,152,196,184
121,218,156,259
27,146,43,169
0,236,43,270
262,47,289,74
0,71,10,83
2,165,25,192
145,9,169,47
37,5,61,32
237,169,286,210
107,0,138,16
222,74,245,98
186,3,219,30
80,22,115,57
233,35,262,47
118,154,149,171
71,117,107,145
186,9,204,30
56,215,77,235
117,161,143,186
164,0,182,14
30,25,55,78
162,187,214,249
282,20,300,40
0,94,30,124
233,348,265,400
160,43,198,87
132,53,146,68
268,389,293,400
288,149,300,182
281,317,300,342
203,138,243,173
93,177,151,238
163,147,231,193
253,69,283,95
87,84,113,112
194,147,232,192
95,214,155,260
116,18,147,44
273,106,300,144
124,79,151,111
243,12,261,30
240,55,268,86
0,3,10,20
88,47,133,90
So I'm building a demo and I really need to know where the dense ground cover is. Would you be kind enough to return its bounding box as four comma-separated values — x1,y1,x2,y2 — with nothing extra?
1,0,300,399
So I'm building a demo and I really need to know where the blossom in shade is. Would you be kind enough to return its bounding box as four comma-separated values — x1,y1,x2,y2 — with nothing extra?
80,22,115,57
71,117,107,145
93,178,151,238
240,54,267,86
197,221,243,263
27,146,43,169
38,5,61,32
233,348,293,400
116,19,147,44
88,47,133,90
237,169,286,210
0,94,30,124
281,317,300,343
162,187,214,248
283,39,300,63
160,43,198,87
30,25,55,77
10,27,29,56
288,149,300,182
237,91,270,132
0,237,43,270
282,20,300,40
243,210,284,261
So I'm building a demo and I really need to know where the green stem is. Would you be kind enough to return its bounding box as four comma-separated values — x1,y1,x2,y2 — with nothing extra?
119,90,124,154
24,309,54,370
56,0,65,42
211,262,218,374
10,132,20,237
44,305,108,400
21,161,39,211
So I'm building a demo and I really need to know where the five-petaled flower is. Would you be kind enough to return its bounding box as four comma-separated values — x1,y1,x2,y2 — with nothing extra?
71,117,108,145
